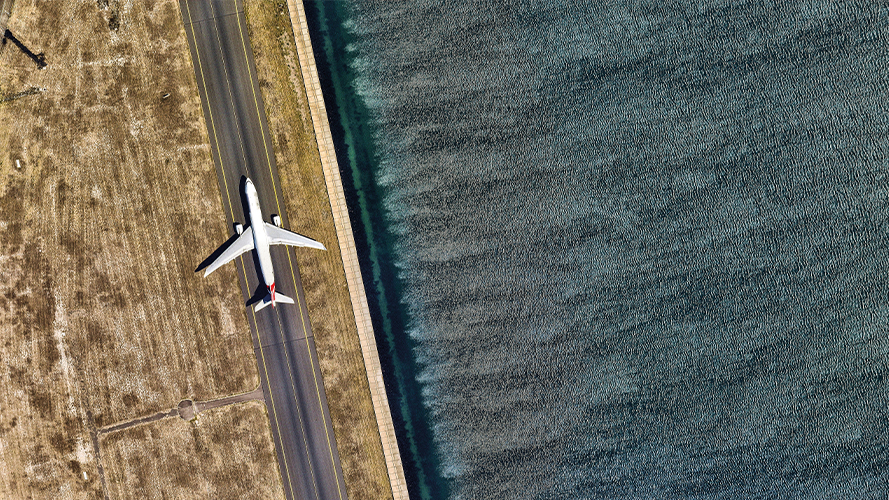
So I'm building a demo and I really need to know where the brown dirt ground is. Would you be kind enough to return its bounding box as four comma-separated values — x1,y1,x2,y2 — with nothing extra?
100,401,284,500
243,1,394,499
0,0,266,497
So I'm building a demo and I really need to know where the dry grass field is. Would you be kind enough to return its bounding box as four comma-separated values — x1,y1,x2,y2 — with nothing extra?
243,1,394,499
100,401,284,499
0,0,274,497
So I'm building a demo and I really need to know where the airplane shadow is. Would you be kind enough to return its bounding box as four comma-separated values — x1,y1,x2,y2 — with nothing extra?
194,231,241,274
238,176,251,222
246,284,267,307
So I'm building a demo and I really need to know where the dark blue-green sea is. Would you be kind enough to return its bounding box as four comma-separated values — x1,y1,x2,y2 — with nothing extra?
307,2,889,498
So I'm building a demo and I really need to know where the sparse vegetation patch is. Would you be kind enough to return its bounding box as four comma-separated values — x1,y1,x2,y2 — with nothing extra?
0,1,267,496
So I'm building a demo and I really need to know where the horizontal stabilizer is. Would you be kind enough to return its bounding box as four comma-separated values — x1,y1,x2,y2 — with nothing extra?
254,297,271,312
275,293,295,305
254,291,295,312
264,223,326,251
203,227,254,277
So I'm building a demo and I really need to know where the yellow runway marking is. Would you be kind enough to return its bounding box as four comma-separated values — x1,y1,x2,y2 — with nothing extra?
183,2,235,222
204,0,324,497
274,308,322,500
232,5,346,500
207,3,250,175
183,3,297,500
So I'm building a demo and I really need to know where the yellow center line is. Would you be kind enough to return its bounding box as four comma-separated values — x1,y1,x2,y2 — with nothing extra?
210,1,324,497
207,2,250,178
183,2,234,222
233,3,346,499
182,3,297,500
232,1,282,217
274,307,322,500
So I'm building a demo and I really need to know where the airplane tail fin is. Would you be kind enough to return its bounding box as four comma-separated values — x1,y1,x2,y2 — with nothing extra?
254,291,295,312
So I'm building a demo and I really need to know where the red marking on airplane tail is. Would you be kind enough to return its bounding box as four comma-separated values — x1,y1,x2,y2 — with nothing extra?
270,282,276,307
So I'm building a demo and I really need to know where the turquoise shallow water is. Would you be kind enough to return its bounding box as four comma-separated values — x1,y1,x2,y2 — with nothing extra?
309,2,889,499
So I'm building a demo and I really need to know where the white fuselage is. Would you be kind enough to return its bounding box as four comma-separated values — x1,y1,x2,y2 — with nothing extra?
245,179,275,290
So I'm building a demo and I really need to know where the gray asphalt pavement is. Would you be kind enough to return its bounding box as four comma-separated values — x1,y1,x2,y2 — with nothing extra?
179,1,348,499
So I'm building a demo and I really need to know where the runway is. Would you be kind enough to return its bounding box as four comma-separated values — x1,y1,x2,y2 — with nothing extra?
178,1,348,499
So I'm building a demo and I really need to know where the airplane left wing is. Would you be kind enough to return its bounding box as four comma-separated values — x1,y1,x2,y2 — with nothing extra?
203,226,255,277
264,223,326,251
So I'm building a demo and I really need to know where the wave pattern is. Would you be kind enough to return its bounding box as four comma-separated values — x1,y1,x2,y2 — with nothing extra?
343,1,889,498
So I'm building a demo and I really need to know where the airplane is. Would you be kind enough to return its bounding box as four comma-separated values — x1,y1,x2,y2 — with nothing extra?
201,177,326,311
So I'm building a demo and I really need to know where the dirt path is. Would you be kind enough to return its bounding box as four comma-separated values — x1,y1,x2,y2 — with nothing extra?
86,410,111,500
98,408,180,436
97,387,266,436
185,386,266,420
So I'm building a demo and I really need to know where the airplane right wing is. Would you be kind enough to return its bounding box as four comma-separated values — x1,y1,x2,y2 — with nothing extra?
264,223,326,251
203,226,254,277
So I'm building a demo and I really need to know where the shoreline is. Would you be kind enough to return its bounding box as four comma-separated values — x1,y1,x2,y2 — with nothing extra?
283,1,410,499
